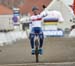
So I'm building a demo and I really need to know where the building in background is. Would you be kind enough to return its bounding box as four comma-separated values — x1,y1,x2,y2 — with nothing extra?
0,4,13,31
0,0,75,31
19,0,52,15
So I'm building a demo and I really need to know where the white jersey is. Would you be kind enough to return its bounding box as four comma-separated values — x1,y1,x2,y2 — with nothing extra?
29,14,43,31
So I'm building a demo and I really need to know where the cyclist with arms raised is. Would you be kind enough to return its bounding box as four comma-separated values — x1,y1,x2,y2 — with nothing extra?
29,6,45,55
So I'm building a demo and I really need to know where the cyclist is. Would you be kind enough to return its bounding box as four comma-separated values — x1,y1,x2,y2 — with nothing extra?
29,6,45,55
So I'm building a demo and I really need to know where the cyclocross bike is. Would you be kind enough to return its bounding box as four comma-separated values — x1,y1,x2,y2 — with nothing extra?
34,32,39,63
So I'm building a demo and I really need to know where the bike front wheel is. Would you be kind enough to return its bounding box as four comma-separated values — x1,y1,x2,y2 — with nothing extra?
35,39,39,63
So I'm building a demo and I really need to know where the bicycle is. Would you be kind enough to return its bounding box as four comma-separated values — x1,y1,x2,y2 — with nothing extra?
34,33,39,63
31,31,43,63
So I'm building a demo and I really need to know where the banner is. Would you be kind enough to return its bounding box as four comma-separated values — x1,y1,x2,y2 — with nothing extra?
43,30,64,37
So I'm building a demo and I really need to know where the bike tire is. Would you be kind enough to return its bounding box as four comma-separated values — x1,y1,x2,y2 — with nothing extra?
35,39,39,63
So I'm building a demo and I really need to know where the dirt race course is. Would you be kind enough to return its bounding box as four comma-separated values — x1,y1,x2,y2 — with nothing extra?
0,37,75,66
